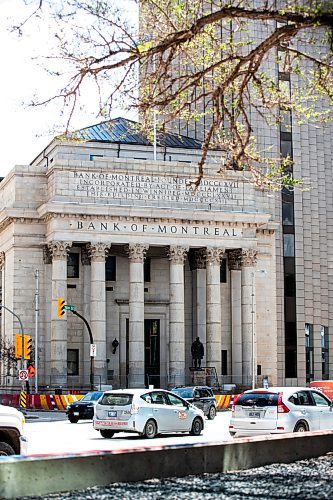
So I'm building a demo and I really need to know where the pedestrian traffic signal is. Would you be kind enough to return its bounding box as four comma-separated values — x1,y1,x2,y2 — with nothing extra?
57,297,65,318
23,335,32,360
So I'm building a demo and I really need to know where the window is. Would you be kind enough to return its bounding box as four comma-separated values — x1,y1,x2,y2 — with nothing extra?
296,391,314,406
67,349,79,376
150,392,167,405
144,257,151,282
305,323,314,383
67,253,79,278
312,391,330,406
167,393,186,407
220,260,227,283
321,326,329,380
283,234,295,257
105,256,116,281
282,202,294,226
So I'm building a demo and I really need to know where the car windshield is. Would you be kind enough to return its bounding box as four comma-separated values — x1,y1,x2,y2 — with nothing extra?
99,393,133,406
172,388,194,398
81,392,102,402
236,392,278,407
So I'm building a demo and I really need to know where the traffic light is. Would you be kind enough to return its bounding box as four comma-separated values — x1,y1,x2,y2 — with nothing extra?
57,297,65,318
23,335,32,360
14,334,23,358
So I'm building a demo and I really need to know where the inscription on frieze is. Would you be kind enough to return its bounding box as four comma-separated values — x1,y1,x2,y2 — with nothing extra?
73,172,240,207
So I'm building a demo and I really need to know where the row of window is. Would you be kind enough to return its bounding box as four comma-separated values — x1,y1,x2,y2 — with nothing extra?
67,254,228,283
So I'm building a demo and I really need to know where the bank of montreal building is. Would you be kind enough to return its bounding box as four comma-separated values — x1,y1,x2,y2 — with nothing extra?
0,110,331,390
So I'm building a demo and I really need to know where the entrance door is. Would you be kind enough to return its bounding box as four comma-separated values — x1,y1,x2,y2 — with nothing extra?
144,319,160,388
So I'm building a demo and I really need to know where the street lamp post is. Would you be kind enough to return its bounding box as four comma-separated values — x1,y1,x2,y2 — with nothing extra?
0,304,25,387
34,269,39,394
251,271,256,390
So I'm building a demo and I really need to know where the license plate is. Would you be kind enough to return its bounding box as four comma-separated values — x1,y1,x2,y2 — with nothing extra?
248,411,261,418
108,410,117,417
73,412,79,416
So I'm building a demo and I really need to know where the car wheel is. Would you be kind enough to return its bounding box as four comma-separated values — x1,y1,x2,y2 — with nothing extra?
143,419,157,439
100,429,115,439
68,416,79,423
0,442,15,456
208,405,216,420
190,417,203,436
294,422,307,433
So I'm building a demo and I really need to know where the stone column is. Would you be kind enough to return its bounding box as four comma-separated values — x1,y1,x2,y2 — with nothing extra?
81,245,92,387
168,245,189,387
48,241,72,387
205,247,225,377
189,249,206,364
127,243,148,388
228,249,243,384
241,249,257,386
88,243,109,386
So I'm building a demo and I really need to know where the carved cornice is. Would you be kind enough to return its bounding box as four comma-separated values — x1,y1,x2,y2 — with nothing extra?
241,249,258,267
228,249,242,271
127,244,148,263
205,247,225,266
168,245,189,265
48,241,72,260
0,252,5,271
88,243,109,262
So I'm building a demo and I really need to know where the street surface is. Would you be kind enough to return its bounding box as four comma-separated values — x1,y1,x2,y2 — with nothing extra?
25,411,232,455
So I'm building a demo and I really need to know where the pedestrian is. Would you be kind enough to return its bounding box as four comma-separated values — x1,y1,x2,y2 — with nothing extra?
191,337,204,368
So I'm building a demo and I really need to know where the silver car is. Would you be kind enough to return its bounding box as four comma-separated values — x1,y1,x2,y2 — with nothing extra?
229,387,333,437
93,388,205,439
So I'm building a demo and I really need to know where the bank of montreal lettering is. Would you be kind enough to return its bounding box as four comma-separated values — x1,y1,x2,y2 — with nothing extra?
74,172,240,205
75,220,241,238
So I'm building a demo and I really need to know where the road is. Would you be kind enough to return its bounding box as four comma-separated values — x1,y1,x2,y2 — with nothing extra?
25,411,232,455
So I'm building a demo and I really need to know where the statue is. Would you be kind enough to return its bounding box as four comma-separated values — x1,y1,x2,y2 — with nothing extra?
191,337,204,369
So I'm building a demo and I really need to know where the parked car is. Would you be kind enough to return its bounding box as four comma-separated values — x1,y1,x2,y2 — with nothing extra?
171,386,217,420
93,388,205,439
0,404,28,455
67,391,104,423
229,387,333,438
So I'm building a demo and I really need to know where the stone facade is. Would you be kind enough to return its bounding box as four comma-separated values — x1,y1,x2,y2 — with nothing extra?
0,138,279,390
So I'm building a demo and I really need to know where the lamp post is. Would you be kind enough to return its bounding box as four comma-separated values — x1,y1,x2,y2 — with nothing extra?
34,269,39,394
251,271,255,390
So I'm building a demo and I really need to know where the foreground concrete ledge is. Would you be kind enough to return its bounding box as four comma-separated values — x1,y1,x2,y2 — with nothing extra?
1,430,333,498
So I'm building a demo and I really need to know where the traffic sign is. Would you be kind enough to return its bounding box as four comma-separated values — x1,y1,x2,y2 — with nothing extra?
19,370,28,381
90,344,97,357
64,304,76,311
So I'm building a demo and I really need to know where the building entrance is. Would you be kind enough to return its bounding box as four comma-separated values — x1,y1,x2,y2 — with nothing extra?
144,319,160,388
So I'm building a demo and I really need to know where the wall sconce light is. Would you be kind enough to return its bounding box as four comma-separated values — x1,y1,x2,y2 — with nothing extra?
112,338,119,354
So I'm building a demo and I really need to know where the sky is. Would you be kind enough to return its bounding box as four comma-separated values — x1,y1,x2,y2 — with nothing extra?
0,0,136,178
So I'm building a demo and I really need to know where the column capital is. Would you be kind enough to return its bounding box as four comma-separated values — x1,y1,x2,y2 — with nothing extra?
48,241,72,260
228,249,242,271
241,249,258,267
0,252,5,271
88,243,109,262
168,245,189,264
189,248,206,270
205,247,225,266
127,243,148,263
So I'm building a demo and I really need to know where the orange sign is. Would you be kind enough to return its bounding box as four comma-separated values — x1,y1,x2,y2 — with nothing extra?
310,381,333,400
27,365,36,378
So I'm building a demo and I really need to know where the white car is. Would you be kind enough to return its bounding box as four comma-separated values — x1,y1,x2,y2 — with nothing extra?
0,404,28,455
93,388,205,439
229,387,333,438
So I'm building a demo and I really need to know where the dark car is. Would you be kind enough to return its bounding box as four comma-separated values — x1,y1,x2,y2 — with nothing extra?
171,386,217,420
66,392,104,423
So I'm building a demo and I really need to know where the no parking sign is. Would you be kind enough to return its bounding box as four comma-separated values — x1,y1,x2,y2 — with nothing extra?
90,344,97,357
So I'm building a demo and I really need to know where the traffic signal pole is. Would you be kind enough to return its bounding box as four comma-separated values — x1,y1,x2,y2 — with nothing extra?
70,310,95,391
0,304,25,388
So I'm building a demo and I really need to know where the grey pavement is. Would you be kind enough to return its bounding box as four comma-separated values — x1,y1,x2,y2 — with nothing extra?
18,453,333,499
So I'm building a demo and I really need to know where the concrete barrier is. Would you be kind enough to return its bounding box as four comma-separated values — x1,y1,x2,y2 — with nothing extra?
0,393,84,410
1,430,333,498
